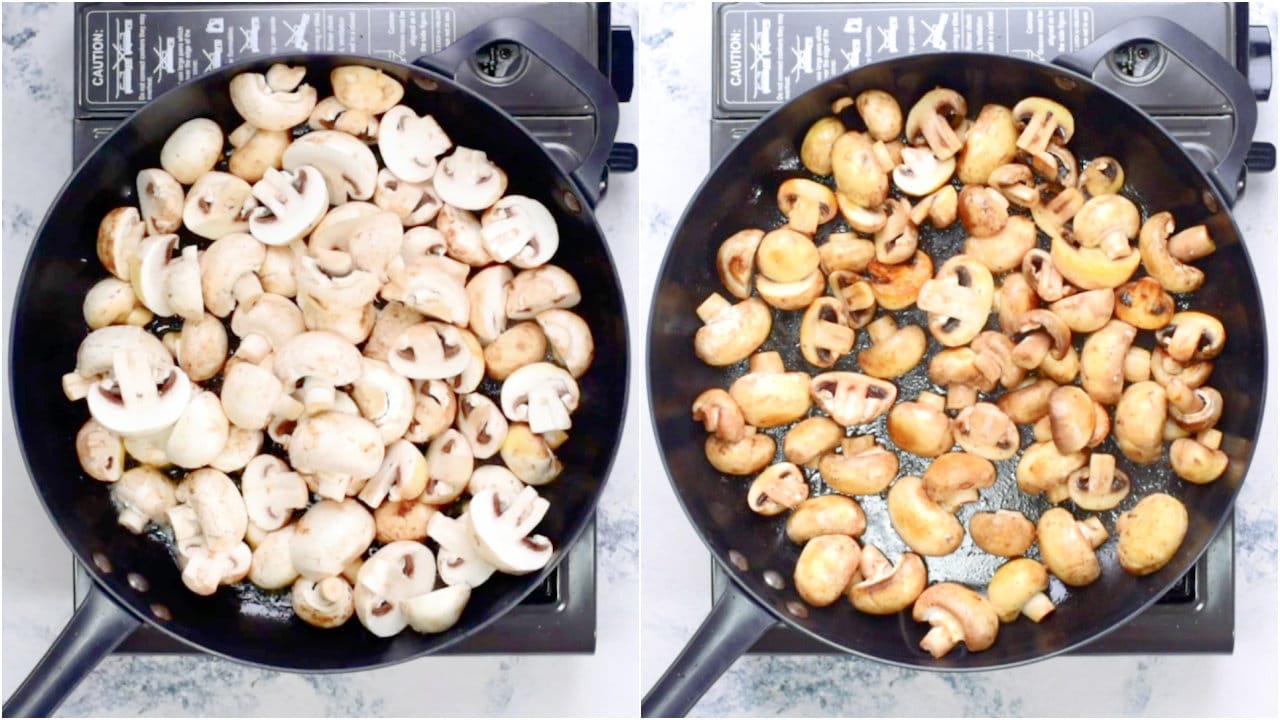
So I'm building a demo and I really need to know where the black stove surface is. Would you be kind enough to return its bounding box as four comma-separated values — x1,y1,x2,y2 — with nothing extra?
69,0,629,655
705,0,1272,656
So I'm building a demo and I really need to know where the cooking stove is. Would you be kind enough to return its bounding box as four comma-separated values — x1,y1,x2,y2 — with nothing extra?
69,1,635,655
708,1,1273,655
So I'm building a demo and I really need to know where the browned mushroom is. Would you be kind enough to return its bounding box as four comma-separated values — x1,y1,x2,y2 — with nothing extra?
716,229,764,299
866,251,933,310
819,436,899,496
778,178,838,235
729,352,812,428
799,297,856,369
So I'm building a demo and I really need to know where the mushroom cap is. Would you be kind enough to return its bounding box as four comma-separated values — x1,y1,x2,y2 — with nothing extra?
755,269,825,311
229,67,317,131
1067,453,1131,511
904,88,968,160
505,265,581,319
377,105,451,183
500,362,580,434
201,233,267,318
481,195,559,268
248,526,300,591
289,411,386,481
855,89,903,142
96,206,146,280
756,227,820,283
893,147,956,197
374,169,443,226
872,198,919,265
1080,156,1125,197
987,558,1052,623
1139,211,1205,294
456,393,510,460
351,357,416,444
887,393,954,457
956,104,1018,185
240,454,309,531
1050,289,1115,334
434,147,507,211
832,131,889,208
995,378,1056,425
865,250,933,310
1080,319,1138,405
1012,96,1075,149
887,476,964,556
1048,385,1096,454
331,66,404,114
800,116,846,175
178,468,248,553
729,354,812,428
467,487,553,575
483,321,548,382
1116,493,1189,576
968,510,1036,558
1036,507,1105,586
785,495,866,544
777,178,838,235
161,118,224,185
916,254,994,347
130,234,179,317
465,265,514,346
965,215,1036,274
403,585,471,634
110,466,177,533
1114,277,1175,330
374,499,435,544
794,535,862,607
501,422,564,485
911,582,999,656
1051,232,1141,290
1113,381,1168,465
166,390,231,469
85,354,191,439
136,168,185,236
1170,435,1229,484
290,499,376,580
228,125,291,184
809,371,897,426
958,185,1010,239
1015,440,1086,503
799,297,855,369
818,437,898,496
282,130,378,205
1072,194,1140,250
848,546,928,615
211,426,268,471
536,309,594,379
76,418,125,483
1155,311,1225,364
782,416,842,465
422,429,474,504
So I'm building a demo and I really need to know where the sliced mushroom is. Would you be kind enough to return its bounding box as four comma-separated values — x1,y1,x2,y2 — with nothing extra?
434,147,507,211
847,545,927,615
994,273,1040,334
290,411,386,500
887,476,964,556
273,330,363,414
427,511,495,587
374,498,436,543
1037,507,1107,586
1067,453,1130,511
136,169,185,236
456,393,509,459
746,462,810,516
801,116,846,175
289,498,375,580
82,351,192,440
164,390,230,470
502,422,564,485
904,88,968,160
182,172,255,240
247,166,328,246
353,541,436,637
1155,311,1225,363
201,233,267,318
96,206,146,281
777,179,838,235
1013,96,1074,155
893,146,955,197
1139,212,1206,294
374,170,443,226
228,124,291,184
693,294,772,366
988,163,1039,208
912,582,999,658
1050,232,1141,290
953,403,1018,461
958,185,1010,238
716,229,763,299
1114,381,1168,465
782,417,842,466
481,196,558,268
387,322,470,381
756,227,820,283
969,510,1036,558
376,105,451,182
403,585,471,634
1079,156,1125,197
910,185,959,228
755,268,825,310
810,371,897,426
240,454,308,531
1114,277,1174,330
1079,319,1137,405
483,322,547,382
827,271,876,328
1072,194,1140,259
1116,493,1188,576
500,362,579,434
872,199,918,264
76,418,125,483
692,389,746,443
857,315,926,379
916,254,994,347
283,130,379,205
467,486,553,575
987,559,1054,623
832,131,889,208
819,436,899,496
506,265,581,319
230,66,317,131
293,576,355,629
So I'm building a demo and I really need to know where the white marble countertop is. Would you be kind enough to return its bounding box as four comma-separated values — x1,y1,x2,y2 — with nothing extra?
1,2,639,716
639,2,1279,716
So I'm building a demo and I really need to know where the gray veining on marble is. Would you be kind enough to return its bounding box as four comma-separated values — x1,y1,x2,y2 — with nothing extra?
638,2,1278,717
1,2,639,716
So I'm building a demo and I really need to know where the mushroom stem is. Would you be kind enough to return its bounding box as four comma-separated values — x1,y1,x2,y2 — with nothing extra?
316,472,354,501
302,377,336,414
118,508,150,534
748,351,786,374
946,384,977,410
918,610,963,658
1021,592,1055,622
1165,379,1204,414
1168,226,1214,262
696,293,732,323
235,334,273,364
526,385,573,434
1198,428,1223,449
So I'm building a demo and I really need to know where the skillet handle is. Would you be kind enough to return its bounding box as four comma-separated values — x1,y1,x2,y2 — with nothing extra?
1053,17,1257,207
414,18,621,208
641,579,776,718
3,581,140,717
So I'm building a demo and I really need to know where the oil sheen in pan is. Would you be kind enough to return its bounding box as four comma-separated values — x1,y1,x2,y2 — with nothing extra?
704,154,1193,610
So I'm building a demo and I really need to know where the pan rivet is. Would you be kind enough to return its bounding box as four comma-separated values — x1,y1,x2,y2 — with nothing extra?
763,570,785,590
1054,76,1078,92
728,550,749,572
127,573,150,592
1202,190,1220,214
150,603,172,621
92,553,112,573
785,601,810,619
562,191,582,214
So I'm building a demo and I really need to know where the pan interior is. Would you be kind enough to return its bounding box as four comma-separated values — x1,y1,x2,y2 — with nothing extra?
648,52,1265,669
10,53,628,670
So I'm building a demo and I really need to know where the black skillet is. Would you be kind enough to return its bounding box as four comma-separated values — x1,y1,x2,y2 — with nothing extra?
644,18,1265,717
5,18,628,718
